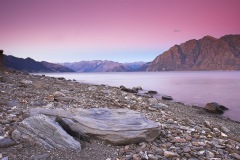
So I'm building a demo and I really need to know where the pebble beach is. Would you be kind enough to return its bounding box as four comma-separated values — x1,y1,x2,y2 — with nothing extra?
0,68,240,160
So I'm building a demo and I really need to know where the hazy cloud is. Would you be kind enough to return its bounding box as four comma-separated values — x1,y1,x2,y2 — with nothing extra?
174,29,181,32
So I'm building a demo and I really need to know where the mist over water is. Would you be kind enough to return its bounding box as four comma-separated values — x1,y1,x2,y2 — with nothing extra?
40,71,240,122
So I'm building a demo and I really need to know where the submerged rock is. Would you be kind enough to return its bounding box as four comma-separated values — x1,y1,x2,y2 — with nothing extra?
29,107,160,145
12,114,81,150
162,95,173,100
147,90,158,94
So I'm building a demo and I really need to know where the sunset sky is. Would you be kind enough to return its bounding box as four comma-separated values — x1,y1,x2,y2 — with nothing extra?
1,0,240,63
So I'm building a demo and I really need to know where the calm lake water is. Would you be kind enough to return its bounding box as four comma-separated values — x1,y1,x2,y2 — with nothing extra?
39,71,240,122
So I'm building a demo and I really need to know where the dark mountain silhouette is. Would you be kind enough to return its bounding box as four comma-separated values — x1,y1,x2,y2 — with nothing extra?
147,34,240,71
0,50,3,68
3,55,74,73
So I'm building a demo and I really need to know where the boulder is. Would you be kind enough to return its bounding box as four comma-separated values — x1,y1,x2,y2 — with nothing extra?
55,116,90,143
204,102,229,114
132,86,143,92
162,95,173,100
28,107,160,145
12,114,81,150
120,85,137,93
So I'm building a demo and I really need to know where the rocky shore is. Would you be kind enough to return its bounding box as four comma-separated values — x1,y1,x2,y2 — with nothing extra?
0,69,240,160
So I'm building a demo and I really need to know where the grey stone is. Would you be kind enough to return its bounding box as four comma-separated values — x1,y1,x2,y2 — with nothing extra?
29,107,160,145
204,120,211,128
148,98,158,105
220,126,230,133
231,153,240,160
183,146,191,152
164,151,179,158
151,103,169,110
30,153,50,160
19,80,32,86
0,120,10,125
0,137,16,148
148,154,158,160
166,119,174,124
12,114,81,150
206,150,214,158
88,86,98,91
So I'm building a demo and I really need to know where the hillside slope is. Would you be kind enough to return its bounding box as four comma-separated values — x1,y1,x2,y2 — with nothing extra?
3,55,74,72
147,35,240,71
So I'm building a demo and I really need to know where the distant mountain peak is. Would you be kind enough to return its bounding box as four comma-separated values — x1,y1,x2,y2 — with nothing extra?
202,35,217,40
61,60,148,72
147,34,240,71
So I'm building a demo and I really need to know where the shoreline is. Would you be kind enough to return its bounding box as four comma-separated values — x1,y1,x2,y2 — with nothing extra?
37,72,240,124
1,69,240,159
37,71,240,123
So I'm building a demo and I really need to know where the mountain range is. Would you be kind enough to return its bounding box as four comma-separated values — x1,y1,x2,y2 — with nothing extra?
61,61,147,72
2,34,240,72
3,55,74,72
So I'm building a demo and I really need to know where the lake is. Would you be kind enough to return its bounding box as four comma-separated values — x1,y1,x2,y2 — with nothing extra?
39,71,240,122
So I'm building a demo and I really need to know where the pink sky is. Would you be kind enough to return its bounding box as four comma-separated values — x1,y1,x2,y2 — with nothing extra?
0,0,240,62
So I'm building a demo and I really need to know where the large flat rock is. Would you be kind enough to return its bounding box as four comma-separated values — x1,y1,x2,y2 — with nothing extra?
12,114,81,150
29,107,160,145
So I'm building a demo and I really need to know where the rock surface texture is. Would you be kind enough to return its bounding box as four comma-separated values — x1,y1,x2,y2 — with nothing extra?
148,35,240,71
12,114,81,150
28,107,160,145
